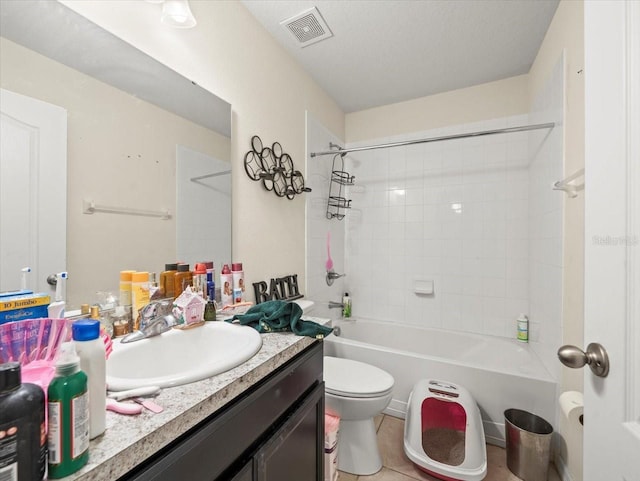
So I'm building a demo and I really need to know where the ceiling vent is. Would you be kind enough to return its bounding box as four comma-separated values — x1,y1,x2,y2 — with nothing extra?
280,7,333,48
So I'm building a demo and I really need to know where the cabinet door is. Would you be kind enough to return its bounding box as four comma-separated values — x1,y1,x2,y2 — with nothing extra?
229,461,253,481
255,383,325,481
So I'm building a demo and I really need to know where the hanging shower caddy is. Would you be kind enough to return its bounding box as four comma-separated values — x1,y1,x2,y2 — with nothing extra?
326,151,354,220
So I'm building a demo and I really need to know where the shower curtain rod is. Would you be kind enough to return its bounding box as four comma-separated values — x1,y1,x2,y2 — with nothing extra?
310,122,555,158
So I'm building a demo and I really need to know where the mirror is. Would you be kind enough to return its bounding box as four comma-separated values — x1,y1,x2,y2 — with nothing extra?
0,0,231,308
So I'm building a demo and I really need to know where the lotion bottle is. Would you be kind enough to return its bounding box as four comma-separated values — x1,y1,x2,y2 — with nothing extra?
47,342,89,478
72,319,106,439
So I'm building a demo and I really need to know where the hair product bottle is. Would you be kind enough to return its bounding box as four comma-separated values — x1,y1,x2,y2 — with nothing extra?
232,263,245,304
193,263,208,298
205,261,215,301
0,362,47,481
47,342,89,478
160,263,178,299
174,264,193,299
220,264,233,307
72,320,106,439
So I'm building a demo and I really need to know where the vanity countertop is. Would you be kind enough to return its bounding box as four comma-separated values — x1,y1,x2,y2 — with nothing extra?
62,320,324,481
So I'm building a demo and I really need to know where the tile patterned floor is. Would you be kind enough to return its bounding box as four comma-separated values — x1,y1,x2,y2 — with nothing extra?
337,415,561,481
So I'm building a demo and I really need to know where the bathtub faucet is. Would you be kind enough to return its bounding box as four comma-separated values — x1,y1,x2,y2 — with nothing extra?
326,269,346,286
328,300,344,309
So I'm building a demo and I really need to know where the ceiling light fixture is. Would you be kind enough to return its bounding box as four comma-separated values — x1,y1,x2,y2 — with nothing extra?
146,0,197,29
162,0,196,28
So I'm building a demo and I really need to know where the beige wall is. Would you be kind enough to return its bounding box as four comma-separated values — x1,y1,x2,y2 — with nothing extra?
528,1,585,480
58,0,345,299
345,74,529,142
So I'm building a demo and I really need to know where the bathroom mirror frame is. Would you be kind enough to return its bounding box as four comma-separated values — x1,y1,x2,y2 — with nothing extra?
0,0,232,307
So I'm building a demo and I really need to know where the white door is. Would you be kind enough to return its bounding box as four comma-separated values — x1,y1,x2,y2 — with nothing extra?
0,89,67,297
584,2,640,480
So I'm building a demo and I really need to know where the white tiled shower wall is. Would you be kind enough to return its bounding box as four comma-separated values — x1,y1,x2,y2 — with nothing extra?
306,61,563,379
343,116,533,337
305,113,347,319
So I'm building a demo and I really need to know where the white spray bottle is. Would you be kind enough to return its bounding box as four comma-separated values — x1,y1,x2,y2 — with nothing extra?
48,271,68,318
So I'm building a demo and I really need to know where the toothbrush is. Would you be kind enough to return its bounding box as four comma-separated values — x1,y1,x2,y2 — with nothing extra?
47,271,67,318
20,267,31,291
326,231,334,271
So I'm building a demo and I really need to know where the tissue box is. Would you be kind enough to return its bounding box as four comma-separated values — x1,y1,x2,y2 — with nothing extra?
324,412,340,481
0,291,50,325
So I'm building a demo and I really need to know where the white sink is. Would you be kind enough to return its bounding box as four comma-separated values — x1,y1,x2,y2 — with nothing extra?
106,322,262,391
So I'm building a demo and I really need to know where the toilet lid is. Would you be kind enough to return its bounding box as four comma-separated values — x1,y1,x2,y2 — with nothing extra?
324,356,394,398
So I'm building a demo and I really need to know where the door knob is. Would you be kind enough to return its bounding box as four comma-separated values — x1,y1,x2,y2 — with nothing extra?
557,342,609,378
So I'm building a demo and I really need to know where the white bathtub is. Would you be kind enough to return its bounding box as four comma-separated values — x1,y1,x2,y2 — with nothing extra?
323,317,557,446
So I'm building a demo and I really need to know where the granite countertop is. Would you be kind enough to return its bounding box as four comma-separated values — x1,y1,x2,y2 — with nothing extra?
62,320,324,481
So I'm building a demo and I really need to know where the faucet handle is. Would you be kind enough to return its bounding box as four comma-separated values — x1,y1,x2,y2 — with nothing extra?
326,269,346,286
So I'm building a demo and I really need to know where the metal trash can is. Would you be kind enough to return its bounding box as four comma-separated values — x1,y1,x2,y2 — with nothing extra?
504,408,553,481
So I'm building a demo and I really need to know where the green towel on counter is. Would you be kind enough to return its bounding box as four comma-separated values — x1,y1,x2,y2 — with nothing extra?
227,300,333,339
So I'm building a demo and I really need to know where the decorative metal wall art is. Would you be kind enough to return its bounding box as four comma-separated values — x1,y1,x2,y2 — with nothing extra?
244,135,311,200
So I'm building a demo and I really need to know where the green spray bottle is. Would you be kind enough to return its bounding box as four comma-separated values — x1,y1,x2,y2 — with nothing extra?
47,342,90,478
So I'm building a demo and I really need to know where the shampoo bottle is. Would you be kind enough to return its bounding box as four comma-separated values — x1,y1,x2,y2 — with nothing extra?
72,319,106,439
0,362,47,481
516,313,529,343
342,293,352,318
47,342,89,478
220,264,233,307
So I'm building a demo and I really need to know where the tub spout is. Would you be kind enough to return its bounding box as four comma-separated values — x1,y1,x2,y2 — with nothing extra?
328,301,344,309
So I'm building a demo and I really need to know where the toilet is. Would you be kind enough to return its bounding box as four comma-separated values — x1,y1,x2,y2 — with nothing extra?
323,356,394,476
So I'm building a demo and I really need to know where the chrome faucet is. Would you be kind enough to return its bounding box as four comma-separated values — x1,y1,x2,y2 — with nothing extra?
120,314,178,344
328,301,344,309
326,269,346,286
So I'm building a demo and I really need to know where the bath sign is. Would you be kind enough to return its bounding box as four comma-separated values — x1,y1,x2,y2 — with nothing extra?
253,274,303,304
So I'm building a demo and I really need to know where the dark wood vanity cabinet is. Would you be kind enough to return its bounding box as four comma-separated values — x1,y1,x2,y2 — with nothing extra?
121,341,325,481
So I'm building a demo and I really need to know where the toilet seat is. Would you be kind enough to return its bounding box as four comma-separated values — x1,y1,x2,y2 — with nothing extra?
324,356,394,399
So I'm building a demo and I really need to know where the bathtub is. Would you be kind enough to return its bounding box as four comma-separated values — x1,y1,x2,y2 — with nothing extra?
323,317,557,446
